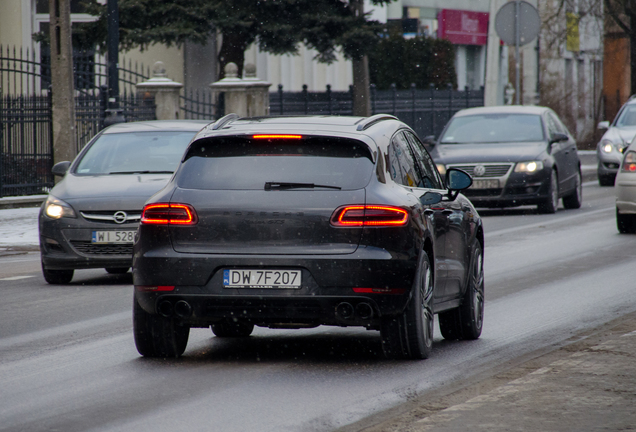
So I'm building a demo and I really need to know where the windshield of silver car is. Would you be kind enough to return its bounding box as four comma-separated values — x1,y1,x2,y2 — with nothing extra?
74,131,196,175
439,114,545,144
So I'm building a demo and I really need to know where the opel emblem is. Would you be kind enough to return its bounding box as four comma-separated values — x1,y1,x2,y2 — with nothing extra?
113,211,128,224
473,165,486,177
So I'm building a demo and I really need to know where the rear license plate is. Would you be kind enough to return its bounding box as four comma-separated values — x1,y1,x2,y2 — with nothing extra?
470,179,500,189
223,269,301,289
91,230,135,244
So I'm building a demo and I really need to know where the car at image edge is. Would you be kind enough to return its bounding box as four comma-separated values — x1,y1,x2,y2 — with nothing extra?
615,138,636,233
39,120,210,284
597,96,636,186
429,105,582,214
132,114,485,360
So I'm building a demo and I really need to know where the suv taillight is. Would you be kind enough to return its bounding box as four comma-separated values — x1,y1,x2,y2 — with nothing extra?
622,151,636,172
330,205,408,227
141,203,198,225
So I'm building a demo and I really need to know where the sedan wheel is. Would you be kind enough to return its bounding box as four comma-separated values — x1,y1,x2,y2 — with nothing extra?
133,295,190,358
41,260,74,284
562,170,582,209
381,251,434,360
616,209,636,234
538,169,559,214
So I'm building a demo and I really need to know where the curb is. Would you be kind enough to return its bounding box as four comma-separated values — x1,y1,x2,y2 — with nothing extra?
0,195,47,210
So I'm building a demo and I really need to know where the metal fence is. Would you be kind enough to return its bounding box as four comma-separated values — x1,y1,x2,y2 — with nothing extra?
180,89,217,120
270,83,485,138
0,45,155,197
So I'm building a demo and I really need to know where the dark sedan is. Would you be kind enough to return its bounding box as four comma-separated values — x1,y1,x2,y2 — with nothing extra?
39,120,210,284
429,106,582,213
133,114,485,360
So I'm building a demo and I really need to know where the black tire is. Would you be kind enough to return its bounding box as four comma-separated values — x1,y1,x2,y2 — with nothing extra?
562,170,582,209
211,320,254,337
105,267,129,274
439,242,485,340
41,261,74,284
616,209,636,234
598,174,615,187
380,251,434,360
133,295,189,358
538,169,559,214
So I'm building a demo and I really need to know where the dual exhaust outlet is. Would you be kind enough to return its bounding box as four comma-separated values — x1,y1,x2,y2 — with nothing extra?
157,300,192,319
336,302,374,320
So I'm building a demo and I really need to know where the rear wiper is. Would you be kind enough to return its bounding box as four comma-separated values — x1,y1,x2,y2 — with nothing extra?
264,182,341,190
109,170,173,174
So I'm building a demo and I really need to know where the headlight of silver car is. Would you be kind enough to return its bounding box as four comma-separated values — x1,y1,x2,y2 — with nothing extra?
601,139,615,153
436,163,447,176
514,161,544,173
44,196,76,219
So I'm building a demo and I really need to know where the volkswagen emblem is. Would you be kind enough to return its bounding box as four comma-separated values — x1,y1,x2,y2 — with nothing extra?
113,211,128,224
473,165,486,177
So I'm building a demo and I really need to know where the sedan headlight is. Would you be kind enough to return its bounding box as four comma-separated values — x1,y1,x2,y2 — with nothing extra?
44,196,76,219
601,139,615,153
514,161,544,173
622,151,636,172
436,163,447,176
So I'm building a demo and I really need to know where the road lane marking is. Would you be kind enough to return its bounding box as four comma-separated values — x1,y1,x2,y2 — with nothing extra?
485,206,614,238
0,276,35,281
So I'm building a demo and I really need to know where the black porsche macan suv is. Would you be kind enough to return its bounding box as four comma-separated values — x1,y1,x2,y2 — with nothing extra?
133,114,485,360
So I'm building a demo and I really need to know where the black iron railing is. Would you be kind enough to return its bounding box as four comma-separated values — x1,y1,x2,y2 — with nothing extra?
270,83,485,138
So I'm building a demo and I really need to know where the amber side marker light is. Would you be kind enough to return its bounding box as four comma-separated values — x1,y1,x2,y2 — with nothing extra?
252,134,302,139
331,205,409,227
141,203,198,225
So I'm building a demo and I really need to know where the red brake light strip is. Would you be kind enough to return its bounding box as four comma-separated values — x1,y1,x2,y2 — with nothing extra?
252,134,302,139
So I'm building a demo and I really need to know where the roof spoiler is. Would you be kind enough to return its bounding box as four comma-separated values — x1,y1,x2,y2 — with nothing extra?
356,114,398,131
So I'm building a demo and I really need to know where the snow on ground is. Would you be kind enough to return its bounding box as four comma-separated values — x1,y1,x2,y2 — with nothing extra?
0,207,40,246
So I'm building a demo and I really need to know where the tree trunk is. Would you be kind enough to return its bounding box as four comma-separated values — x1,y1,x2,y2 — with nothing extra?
350,0,371,117
352,56,371,116
217,31,250,80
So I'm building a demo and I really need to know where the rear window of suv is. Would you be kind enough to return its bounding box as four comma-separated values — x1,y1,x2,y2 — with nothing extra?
176,135,374,190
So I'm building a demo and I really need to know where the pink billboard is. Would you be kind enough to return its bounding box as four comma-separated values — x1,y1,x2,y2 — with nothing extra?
438,9,489,45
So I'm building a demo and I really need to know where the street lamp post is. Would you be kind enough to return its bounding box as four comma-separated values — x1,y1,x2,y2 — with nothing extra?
103,0,124,127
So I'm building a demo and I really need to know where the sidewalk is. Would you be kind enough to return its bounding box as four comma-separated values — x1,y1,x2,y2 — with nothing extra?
351,312,636,431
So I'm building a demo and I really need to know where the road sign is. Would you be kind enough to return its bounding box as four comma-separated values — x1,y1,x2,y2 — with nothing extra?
495,0,541,46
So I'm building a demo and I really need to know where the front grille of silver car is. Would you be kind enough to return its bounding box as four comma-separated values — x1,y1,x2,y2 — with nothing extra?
447,163,513,178
70,241,133,255
80,211,141,225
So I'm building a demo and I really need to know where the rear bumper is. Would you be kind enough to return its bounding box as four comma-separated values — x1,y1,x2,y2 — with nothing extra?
133,246,418,327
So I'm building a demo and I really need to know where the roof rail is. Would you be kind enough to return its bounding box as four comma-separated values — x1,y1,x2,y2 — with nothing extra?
356,114,399,131
211,113,239,130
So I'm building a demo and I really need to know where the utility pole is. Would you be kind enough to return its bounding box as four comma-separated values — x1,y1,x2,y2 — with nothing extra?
351,0,371,117
103,0,124,127
49,0,77,165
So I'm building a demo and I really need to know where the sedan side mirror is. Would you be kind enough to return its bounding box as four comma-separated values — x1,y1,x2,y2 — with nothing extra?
549,132,569,144
597,121,610,130
52,161,71,177
423,135,436,147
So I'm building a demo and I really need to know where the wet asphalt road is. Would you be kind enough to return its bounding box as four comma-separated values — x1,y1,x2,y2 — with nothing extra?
1,181,635,432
